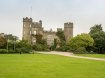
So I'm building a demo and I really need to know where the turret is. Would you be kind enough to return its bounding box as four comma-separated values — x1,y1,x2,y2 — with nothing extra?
23,17,32,22
64,22,73,41
39,20,42,27
22,17,32,44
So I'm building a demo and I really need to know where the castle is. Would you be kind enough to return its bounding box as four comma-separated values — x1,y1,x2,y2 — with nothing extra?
22,17,73,46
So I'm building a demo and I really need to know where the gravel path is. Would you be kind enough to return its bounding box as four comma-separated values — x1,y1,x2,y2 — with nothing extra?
38,51,105,61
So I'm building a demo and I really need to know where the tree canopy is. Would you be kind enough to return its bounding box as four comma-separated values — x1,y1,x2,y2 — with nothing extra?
0,35,6,48
89,24,105,53
56,31,65,41
67,33,94,53
89,24,103,35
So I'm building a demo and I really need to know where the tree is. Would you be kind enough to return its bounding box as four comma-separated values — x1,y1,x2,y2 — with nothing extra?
35,34,43,44
89,24,103,35
0,33,19,53
56,31,66,48
50,38,57,50
16,40,31,48
90,32,105,53
32,34,48,51
56,31,65,41
89,24,105,54
5,34,18,41
67,33,94,53
0,35,6,48
16,40,32,53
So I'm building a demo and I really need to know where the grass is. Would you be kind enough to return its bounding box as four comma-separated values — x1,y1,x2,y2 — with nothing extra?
0,54,105,78
76,54,105,58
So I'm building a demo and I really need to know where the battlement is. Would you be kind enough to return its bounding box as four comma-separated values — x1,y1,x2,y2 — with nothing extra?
39,20,42,24
22,17,73,45
64,22,73,28
23,17,32,22
57,28,62,32
44,30,56,34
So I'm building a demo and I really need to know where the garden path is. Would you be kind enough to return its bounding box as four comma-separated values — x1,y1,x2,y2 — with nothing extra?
38,51,105,61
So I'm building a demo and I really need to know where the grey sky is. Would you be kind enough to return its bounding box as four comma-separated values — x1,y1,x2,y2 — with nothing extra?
0,0,105,39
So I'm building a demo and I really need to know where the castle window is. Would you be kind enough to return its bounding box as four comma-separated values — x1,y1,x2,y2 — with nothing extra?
30,24,31,28
30,31,31,35
33,40,36,43
47,35,54,46
33,31,36,35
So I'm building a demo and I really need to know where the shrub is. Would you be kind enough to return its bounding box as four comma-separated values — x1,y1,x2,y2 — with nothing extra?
55,45,70,52
55,47,61,51
0,47,31,54
20,47,31,53
0,49,7,54
33,44,42,51
61,45,70,51
8,50,15,53
15,48,21,53
67,34,94,50
32,43,49,51
74,47,88,54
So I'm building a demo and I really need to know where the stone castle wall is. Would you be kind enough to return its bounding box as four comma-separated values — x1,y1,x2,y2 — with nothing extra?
64,22,73,41
22,17,73,46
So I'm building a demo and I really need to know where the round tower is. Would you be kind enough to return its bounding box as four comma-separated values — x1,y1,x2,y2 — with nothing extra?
64,22,73,41
22,17,32,44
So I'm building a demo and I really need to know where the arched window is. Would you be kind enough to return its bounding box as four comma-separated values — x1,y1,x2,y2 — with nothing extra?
33,31,36,35
33,40,36,43
30,24,31,28
30,31,31,35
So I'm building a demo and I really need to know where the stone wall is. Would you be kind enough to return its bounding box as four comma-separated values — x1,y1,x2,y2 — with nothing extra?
22,17,73,45
43,31,58,46
64,22,73,41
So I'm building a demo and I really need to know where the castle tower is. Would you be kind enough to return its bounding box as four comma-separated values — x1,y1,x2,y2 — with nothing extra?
22,17,32,44
64,22,73,41
39,20,42,27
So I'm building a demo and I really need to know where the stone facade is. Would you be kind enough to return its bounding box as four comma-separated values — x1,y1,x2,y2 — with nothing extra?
64,22,73,41
22,17,73,46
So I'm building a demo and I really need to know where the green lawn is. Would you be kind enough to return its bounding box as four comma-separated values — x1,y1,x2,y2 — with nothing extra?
76,54,105,58
0,54,105,78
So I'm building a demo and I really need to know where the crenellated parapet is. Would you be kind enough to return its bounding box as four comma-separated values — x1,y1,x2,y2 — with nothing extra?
39,20,42,27
64,22,73,41
64,22,73,28
23,17,32,22
44,30,56,34
57,28,62,32
22,17,73,45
